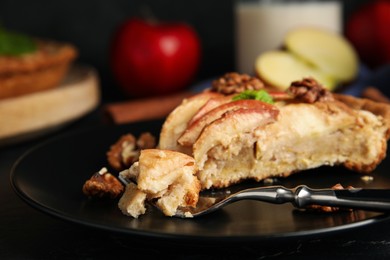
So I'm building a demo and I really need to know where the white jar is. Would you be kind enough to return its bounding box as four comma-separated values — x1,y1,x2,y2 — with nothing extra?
234,0,342,74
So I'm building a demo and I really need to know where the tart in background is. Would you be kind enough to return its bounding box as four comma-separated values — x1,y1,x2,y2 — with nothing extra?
0,27,78,99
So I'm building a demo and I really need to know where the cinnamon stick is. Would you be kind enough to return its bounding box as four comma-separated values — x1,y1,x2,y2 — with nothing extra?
103,91,194,124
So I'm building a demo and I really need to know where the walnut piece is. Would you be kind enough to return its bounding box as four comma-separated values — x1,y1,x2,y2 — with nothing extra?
137,132,156,150
288,77,334,103
107,132,156,171
82,167,124,199
211,72,265,95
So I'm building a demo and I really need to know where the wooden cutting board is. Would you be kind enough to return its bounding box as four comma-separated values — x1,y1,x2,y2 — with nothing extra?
0,64,100,146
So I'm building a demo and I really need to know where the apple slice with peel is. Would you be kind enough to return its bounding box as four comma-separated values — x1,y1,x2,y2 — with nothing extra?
188,91,287,125
255,50,336,91
158,91,223,153
284,27,358,83
179,99,278,147
268,90,293,101
193,107,279,170
187,95,234,126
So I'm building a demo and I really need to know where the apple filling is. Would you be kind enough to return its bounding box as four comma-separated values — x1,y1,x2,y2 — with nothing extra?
118,149,200,218
196,102,387,189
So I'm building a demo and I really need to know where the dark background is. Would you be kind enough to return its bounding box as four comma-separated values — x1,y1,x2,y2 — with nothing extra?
0,0,371,101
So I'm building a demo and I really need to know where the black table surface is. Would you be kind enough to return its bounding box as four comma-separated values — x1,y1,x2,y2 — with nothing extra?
2,107,390,260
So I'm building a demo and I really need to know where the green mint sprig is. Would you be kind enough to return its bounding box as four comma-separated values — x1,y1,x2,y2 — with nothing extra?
0,27,37,56
232,89,274,104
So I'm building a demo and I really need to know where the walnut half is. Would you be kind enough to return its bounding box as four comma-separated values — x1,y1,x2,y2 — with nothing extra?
211,72,265,95
107,132,156,171
82,167,124,199
288,77,334,103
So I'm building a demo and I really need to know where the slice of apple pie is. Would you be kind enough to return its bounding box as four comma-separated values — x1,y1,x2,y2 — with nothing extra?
159,74,390,190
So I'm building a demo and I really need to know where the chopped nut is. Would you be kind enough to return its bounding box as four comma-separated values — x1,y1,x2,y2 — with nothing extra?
183,211,194,218
137,132,156,150
82,167,124,198
211,72,265,95
288,77,334,103
107,134,136,171
107,132,156,171
263,178,280,185
361,175,374,183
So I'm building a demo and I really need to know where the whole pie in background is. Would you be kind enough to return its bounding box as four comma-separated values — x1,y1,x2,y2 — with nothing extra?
0,27,78,99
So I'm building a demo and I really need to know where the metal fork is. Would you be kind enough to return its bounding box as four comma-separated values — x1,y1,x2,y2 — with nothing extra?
118,174,390,218
175,185,390,218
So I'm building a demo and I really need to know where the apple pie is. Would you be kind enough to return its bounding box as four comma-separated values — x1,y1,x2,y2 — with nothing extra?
159,74,390,190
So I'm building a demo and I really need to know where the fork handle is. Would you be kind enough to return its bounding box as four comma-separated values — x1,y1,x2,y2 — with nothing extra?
293,185,390,212
236,185,390,212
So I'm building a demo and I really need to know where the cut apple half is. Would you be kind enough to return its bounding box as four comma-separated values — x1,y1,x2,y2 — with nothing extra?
193,107,279,170
284,27,358,83
179,99,279,147
255,50,336,91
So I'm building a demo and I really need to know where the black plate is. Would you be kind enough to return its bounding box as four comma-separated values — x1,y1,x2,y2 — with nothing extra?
10,120,390,242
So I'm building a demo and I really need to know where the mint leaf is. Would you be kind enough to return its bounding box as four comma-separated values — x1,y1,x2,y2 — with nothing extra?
232,89,274,104
0,27,37,56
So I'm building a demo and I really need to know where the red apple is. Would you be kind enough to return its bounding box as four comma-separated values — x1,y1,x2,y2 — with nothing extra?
375,1,390,61
110,18,201,98
345,0,390,68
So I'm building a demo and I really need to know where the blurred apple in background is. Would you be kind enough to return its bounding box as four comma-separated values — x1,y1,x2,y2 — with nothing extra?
345,0,390,68
255,28,358,91
110,18,201,98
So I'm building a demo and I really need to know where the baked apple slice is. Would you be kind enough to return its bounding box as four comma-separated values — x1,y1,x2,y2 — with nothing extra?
187,95,234,126
159,91,223,153
179,99,278,147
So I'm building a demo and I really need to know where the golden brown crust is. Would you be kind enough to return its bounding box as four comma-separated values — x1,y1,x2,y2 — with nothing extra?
334,93,390,139
310,98,388,173
0,40,78,99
